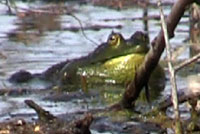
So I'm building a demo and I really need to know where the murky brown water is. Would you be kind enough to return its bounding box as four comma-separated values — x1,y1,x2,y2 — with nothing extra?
0,0,193,133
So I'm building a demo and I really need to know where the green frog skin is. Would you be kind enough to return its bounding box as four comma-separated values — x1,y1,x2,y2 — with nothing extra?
9,31,165,100
58,31,151,85
76,32,165,101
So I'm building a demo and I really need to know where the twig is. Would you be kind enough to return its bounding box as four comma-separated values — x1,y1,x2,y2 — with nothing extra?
5,0,10,12
158,1,182,133
0,0,12,14
157,0,180,119
174,52,200,72
67,13,98,46
62,24,122,32
17,7,62,15
143,0,149,32
100,15,166,22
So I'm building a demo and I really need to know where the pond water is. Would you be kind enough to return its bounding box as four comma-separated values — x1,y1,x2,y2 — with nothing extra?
0,0,193,133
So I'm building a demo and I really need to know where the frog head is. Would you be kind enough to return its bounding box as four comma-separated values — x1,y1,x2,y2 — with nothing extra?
88,31,149,64
106,31,149,55
127,31,149,53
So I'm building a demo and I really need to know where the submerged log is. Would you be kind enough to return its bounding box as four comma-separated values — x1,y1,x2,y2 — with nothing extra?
25,100,56,122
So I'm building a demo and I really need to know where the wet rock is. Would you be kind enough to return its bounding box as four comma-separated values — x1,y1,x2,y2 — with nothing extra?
9,70,33,83
122,121,166,134
90,116,166,134
91,117,122,133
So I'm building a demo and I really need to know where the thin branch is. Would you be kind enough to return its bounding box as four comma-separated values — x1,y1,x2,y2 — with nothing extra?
0,0,12,14
5,0,11,11
67,13,98,46
101,15,166,21
158,0,182,133
157,0,180,119
175,52,200,72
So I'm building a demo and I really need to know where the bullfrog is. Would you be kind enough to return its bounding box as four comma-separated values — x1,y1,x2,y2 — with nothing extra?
58,31,150,85
75,32,165,102
9,31,165,101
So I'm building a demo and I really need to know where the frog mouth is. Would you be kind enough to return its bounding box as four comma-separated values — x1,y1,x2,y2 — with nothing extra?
93,51,135,64
90,45,138,64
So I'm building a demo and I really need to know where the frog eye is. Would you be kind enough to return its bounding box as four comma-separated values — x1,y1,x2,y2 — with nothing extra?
109,35,117,44
110,35,116,41
108,34,119,46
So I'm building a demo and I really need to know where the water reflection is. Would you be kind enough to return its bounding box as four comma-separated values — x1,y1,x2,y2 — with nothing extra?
7,10,61,44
